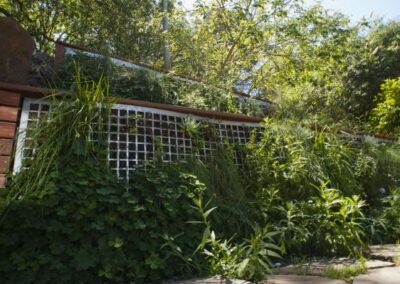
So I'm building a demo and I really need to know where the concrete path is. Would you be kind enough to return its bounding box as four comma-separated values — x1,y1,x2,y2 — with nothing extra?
263,275,346,284
166,275,346,284
163,276,251,284
367,244,400,262
353,266,400,284
273,258,394,275
166,245,400,283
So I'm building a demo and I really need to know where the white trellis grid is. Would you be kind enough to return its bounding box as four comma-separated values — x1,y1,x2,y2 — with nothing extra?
15,98,262,180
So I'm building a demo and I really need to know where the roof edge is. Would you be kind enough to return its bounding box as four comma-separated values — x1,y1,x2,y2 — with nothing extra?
0,82,263,123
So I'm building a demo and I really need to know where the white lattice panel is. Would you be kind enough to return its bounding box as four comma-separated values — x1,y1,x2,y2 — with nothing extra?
15,98,262,179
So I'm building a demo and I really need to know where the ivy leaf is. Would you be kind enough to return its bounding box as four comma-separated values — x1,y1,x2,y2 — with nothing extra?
73,248,97,270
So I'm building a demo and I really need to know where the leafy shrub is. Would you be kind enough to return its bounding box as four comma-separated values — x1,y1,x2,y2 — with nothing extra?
0,158,206,283
268,200,312,254
203,226,281,282
235,226,281,281
355,139,400,200
3,64,400,284
304,185,365,256
370,77,400,134
265,184,365,256
57,53,247,114
57,53,179,104
183,146,257,239
204,232,242,279
189,181,281,283
0,71,209,283
7,70,112,205
343,22,400,120
365,188,400,244
246,121,359,200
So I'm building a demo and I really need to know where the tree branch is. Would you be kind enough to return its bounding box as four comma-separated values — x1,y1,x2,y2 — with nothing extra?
0,6,12,17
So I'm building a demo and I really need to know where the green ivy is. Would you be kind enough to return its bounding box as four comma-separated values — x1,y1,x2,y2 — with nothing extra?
0,158,206,283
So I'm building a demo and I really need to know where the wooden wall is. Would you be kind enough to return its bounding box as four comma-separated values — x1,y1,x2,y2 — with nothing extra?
0,90,21,187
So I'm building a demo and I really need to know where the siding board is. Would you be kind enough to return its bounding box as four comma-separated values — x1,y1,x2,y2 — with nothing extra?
0,90,20,107
0,156,10,173
0,139,13,155
0,122,16,139
0,174,5,188
0,106,18,122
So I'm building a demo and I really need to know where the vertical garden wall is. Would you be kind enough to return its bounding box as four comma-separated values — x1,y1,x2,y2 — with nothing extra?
15,97,263,180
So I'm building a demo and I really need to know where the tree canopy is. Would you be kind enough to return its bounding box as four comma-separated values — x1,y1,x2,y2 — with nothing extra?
1,0,399,135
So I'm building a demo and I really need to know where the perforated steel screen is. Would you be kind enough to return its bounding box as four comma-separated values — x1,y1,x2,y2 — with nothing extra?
15,98,262,179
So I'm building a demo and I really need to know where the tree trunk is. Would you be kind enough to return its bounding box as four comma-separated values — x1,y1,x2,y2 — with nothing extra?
162,0,171,71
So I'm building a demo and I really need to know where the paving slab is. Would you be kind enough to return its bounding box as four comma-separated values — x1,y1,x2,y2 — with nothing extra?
273,258,352,275
163,276,251,284
353,266,400,284
368,244,400,262
273,258,394,276
263,275,346,284
364,259,396,269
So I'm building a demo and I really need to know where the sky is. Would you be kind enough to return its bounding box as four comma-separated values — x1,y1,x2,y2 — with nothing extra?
181,0,400,22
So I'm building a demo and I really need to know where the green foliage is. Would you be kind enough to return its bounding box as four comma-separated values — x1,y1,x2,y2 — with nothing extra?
273,5,364,125
187,187,281,282
180,116,205,152
57,53,244,113
343,21,400,119
3,0,166,62
245,121,400,255
183,120,372,258
267,199,312,254
204,232,242,279
246,121,359,199
0,158,206,283
203,226,281,282
322,260,367,282
57,53,174,104
263,184,365,257
3,0,400,273
271,15,400,132
370,78,400,134
244,122,375,256
184,146,257,239
365,188,400,244
4,0,400,134
304,185,365,256
0,71,208,283
6,69,112,205
169,0,317,100
180,116,201,139
354,139,400,199
1,67,399,282
236,226,281,281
